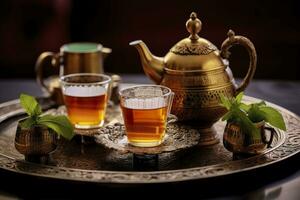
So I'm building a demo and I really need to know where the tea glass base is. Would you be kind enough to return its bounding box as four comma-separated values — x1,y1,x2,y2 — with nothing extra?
74,121,104,130
73,121,104,138
128,140,163,148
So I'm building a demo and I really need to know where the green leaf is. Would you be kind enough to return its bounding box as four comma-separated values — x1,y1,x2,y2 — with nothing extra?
248,104,266,123
19,118,36,129
259,106,286,131
33,104,42,116
256,101,267,107
240,103,250,112
220,94,232,110
235,92,244,103
20,93,42,117
222,112,232,121
19,94,75,140
227,107,261,140
37,115,74,140
234,108,261,140
39,121,73,140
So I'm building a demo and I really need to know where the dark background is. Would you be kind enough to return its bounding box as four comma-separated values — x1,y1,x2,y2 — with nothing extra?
0,0,299,80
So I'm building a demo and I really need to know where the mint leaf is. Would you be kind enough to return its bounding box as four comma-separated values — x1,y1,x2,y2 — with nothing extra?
220,94,232,110
257,101,266,106
240,103,250,112
33,104,42,116
222,112,232,121
37,115,74,140
19,117,36,129
235,92,244,103
259,106,286,131
236,110,261,140
39,121,74,140
228,107,261,141
248,104,266,123
19,93,75,140
20,93,42,117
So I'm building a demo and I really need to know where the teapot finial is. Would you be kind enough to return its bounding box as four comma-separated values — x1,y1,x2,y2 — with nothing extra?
190,12,197,20
227,29,235,40
186,12,202,40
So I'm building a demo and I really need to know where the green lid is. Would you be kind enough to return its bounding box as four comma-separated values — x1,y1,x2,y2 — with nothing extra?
62,43,102,53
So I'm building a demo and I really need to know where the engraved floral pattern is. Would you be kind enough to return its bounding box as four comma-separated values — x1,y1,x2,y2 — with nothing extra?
170,43,217,55
0,97,299,183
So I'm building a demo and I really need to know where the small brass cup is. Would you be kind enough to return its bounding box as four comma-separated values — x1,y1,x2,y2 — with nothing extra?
15,119,57,162
223,121,275,155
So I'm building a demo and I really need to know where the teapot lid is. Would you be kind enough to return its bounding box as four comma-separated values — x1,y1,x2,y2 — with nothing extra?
165,12,225,71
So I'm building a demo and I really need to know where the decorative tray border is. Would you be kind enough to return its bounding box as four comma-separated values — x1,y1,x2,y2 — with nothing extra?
0,96,299,184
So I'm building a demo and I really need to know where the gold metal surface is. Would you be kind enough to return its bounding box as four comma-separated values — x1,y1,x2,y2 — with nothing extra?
130,12,257,145
223,121,275,154
129,40,164,83
15,120,57,161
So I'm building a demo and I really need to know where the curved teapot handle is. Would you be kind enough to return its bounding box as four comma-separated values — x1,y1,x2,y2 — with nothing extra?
221,30,257,95
35,52,59,94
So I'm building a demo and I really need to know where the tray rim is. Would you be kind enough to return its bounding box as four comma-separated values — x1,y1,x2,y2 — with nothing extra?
0,95,299,184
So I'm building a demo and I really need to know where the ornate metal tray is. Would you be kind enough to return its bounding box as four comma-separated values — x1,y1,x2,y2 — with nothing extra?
0,96,299,184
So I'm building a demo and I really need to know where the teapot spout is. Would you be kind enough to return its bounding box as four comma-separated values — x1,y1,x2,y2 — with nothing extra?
129,40,164,84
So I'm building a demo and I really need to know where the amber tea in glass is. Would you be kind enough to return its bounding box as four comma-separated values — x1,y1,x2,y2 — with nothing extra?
60,73,111,129
119,85,174,147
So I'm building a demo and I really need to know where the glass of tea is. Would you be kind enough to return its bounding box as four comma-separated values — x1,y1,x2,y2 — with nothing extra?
119,85,175,147
60,73,111,129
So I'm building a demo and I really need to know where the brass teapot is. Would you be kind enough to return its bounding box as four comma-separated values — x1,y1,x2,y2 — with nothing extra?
130,12,257,145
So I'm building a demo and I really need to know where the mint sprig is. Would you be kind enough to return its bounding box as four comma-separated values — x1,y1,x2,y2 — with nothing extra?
220,92,286,135
19,94,74,140
220,92,261,140
20,94,42,117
